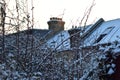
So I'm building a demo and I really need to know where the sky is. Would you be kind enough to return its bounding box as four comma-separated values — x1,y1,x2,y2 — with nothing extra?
6,0,120,30
32,0,120,29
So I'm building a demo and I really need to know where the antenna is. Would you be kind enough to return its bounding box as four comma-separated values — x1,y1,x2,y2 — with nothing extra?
68,19,74,28
57,9,66,19
62,9,65,19
79,0,95,27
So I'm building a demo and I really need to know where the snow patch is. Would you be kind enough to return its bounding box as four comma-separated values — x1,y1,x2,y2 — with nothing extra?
47,31,70,50
107,68,114,75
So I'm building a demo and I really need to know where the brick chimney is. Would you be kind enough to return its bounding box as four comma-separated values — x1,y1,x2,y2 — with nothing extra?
47,17,65,32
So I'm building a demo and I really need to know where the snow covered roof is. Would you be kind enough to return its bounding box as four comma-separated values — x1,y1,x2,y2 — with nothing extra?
46,30,70,50
83,18,120,46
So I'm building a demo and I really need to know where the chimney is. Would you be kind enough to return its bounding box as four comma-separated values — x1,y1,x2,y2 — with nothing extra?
68,28,81,48
47,17,65,32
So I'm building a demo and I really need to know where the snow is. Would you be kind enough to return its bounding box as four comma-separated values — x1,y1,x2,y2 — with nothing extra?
113,48,120,53
1,18,120,79
106,64,111,68
46,30,70,50
106,63,116,68
2,71,8,76
33,72,42,76
111,63,116,68
82,25,92,33
107,68,114,75
8,53,14,57
84,18,120,46
98,54,106,60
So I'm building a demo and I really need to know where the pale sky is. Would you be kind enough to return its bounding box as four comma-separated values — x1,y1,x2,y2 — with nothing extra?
6,0,120,30
32,0,120,29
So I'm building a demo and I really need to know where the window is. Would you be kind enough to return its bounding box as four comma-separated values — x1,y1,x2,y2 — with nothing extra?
94,26,115,43
102,26,115,34
94,34,107,43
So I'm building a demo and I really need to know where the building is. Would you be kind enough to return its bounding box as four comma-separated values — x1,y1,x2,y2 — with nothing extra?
1,16,120,79
83,18,120,46
0,17,66,53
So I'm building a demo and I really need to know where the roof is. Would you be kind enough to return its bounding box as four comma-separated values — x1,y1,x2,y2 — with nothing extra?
1,29,50,51
46,30,70,50
84,18,120,46
5,29,50,38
